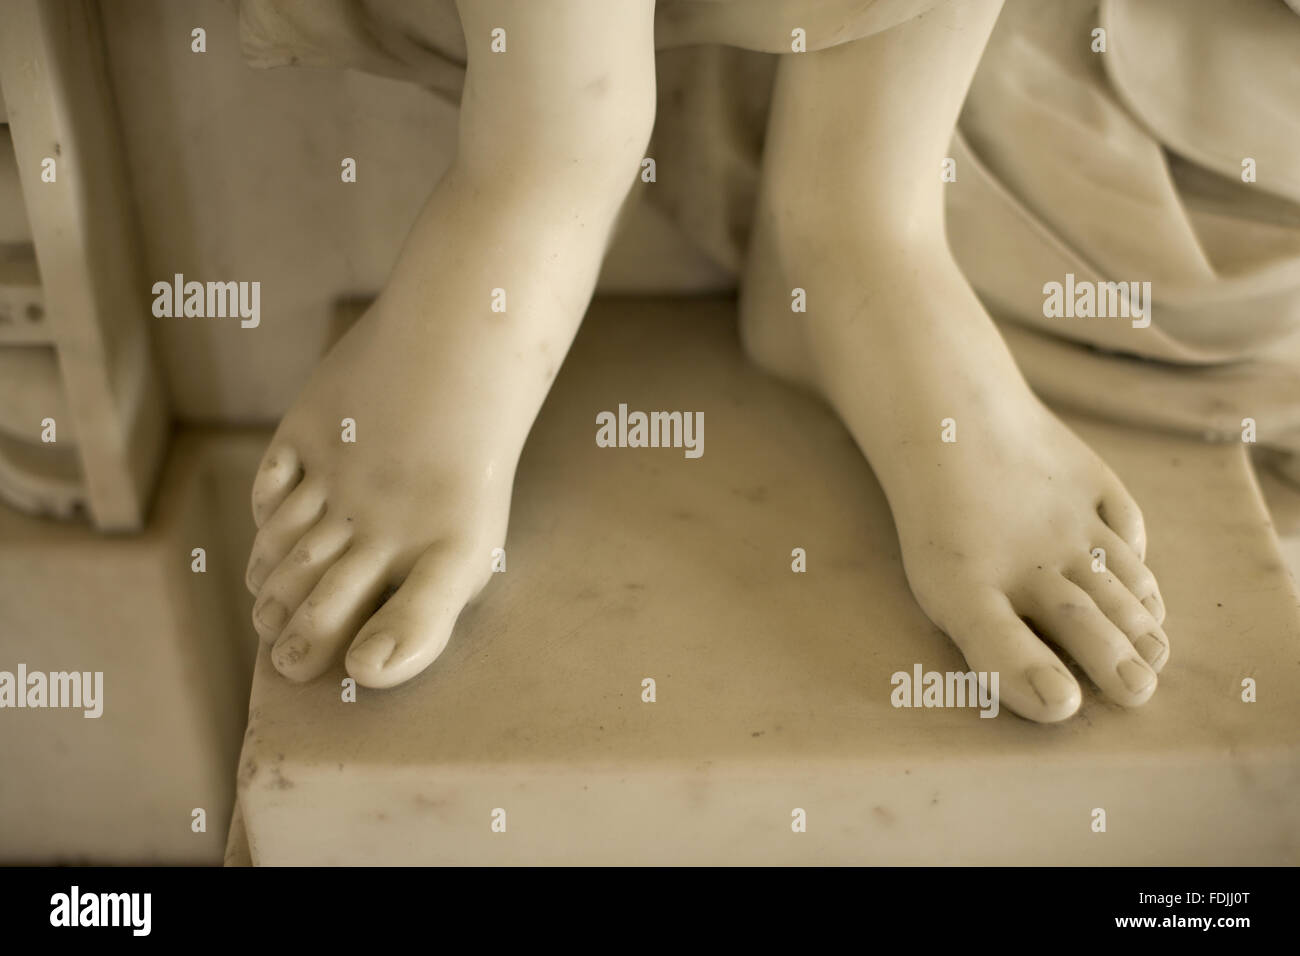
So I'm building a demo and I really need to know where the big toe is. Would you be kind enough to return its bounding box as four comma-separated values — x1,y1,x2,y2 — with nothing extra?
345,544,484,689
943,590,1083,723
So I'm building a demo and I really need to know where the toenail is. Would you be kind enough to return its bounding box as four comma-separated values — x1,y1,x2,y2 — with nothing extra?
273,634,309,668
1026,666,1076,708
1117,659,1155,694
349,632,396,670
1134,633,1167,669
255,598,289,632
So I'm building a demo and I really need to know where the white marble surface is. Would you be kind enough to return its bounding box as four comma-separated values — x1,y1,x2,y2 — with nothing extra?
236,297,1300,865
0,433,257,862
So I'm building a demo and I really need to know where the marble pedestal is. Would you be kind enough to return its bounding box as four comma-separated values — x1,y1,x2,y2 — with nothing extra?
235,297,1300,865
0,432,257,863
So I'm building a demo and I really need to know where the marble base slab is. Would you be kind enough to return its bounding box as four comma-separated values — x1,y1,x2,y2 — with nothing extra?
0,432,258,863
237,297,1300,865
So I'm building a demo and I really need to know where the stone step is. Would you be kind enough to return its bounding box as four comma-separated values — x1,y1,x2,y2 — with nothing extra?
236,297,1300,865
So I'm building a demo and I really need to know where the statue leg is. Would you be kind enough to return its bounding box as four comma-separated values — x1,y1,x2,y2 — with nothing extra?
740,0,1170,721
246,0,657,688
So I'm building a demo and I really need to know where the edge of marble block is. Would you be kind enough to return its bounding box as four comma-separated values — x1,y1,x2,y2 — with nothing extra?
236,300,1300,866
224,799,252,866
237,420,1300,865
239,750,1300,865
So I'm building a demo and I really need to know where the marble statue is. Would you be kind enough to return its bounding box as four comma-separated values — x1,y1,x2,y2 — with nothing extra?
241,0,1300,722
